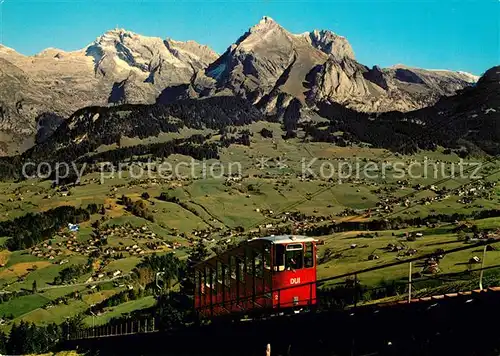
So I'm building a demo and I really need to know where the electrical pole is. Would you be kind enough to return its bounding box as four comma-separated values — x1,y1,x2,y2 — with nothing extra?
156,271,166,293
90,305,96,337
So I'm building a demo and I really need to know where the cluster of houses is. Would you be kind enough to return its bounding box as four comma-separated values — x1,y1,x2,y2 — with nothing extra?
98,224,183,254
99,224,157,241
23,220,196,272
30,244,65,260
191,228,220,240
85,269,123,285
372,180,497,215
64,235,101,255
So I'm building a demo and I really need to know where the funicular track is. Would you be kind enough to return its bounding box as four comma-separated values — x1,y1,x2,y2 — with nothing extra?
64,239,500,355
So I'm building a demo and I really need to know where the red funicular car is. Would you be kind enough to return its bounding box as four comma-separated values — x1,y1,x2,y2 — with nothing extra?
194,235,317,317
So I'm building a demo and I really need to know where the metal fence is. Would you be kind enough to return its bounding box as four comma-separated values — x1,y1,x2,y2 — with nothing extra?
71,317,158,340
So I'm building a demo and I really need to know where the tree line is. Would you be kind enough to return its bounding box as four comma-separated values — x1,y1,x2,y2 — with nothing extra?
303,209,500,236
0,316,85,355
1,205,98,251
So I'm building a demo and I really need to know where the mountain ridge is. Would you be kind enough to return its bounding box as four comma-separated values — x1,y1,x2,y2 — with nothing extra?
0,17,482,155
4,65,498,178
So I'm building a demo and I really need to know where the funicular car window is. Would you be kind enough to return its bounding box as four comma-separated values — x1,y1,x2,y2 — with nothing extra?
205,266,211,288
264,243,271,270
254,250,263,277
230,256,237,280
217,261,223,285
238,258,245,282
245,248,252,276
274,244,285,272
211,268,216,293
211,262,219,293
195,270,199,298
223,264,230,287
199,270,204,295
304,242,314,268
286,243,304,270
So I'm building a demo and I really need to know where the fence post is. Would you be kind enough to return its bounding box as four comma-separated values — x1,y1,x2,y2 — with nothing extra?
479,245,487,290
266,343,271,356
408,262,412,303
353,274,358,308
152,317,155,332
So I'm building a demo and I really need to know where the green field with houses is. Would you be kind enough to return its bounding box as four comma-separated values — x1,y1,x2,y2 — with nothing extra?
1,122,500,330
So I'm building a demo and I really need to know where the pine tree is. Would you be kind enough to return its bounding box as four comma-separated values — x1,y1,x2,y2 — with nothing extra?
0,330,7,354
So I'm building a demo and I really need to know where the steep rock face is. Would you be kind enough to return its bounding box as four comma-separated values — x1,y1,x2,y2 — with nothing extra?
315,66,499,155
206,17,308,101
0,31,218,153
381,65,500,154
164,39,219,71
0,56,81,154
203,16,329,116
301,29,355,61
307,59,479,113
86,29,217,89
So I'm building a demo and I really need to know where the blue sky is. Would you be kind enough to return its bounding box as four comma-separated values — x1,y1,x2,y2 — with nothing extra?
0,0,498,75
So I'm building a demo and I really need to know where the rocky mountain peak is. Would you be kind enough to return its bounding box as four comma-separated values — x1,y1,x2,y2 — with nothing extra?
255,16,277,28
306,29,355,61
87,29,218,72
234,16,292,52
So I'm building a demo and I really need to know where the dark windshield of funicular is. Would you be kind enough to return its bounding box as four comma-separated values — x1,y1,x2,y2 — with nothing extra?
274,242,314,271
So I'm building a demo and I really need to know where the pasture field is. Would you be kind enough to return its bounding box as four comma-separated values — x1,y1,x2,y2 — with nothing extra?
82,296,156,326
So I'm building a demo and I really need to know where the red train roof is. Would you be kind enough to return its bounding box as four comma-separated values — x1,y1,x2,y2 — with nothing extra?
252,235,317,244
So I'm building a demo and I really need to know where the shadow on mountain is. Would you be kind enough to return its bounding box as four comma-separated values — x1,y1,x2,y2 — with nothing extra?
35,112,65,144
395,68,425,84
108,80,127,104
156,84,191,105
